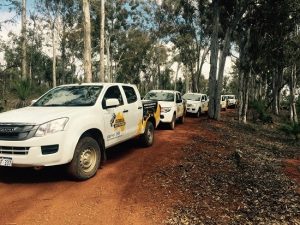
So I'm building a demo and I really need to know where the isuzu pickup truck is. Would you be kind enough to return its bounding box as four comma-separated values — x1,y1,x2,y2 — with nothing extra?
182,93,209,117
0,83,160,180
144,90,185,130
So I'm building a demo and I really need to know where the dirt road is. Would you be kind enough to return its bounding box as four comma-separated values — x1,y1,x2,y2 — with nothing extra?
0,117,202,225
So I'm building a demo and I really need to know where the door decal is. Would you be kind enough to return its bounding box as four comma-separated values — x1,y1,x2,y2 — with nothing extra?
110,112,126,131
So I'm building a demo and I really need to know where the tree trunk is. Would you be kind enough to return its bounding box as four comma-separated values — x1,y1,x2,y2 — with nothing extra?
61,24,66,85
290,64,298,124
215,27,232,120
82,0,92,83
52,23,57,87
191,63,197,92
185,73,190,93
197,47,209,91
241,71,250,123
238,72,244,122
21,0,27,80
174,62,180,91
99,0,105,82
272,68,279,115
106,35,111,82
208,0,219,119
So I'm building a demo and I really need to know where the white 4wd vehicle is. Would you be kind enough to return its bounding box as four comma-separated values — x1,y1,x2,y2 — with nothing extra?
0,83,160,180
183,93,208,117
144,90,185,130
224,94,237,108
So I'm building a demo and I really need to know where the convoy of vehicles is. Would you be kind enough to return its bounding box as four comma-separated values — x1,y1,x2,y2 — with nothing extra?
0,83,160,180
183,93,209,117
143,90,185,130
0,83,236,180
223,95,237,108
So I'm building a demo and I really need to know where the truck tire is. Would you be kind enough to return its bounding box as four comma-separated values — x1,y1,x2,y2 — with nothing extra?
196,108,201,118
67,136,101,180
169,114,176,130
140,121,154,147
178,114,185,124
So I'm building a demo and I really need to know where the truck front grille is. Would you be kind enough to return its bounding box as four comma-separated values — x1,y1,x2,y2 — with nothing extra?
0,146,30,155
0,123,37,141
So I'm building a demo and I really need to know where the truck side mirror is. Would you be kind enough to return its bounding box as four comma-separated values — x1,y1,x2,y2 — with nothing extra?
105,98,120,109
31,99,37,105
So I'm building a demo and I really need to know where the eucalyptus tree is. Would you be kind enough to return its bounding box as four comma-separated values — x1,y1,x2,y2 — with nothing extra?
21,0,27,80
160,0,210,93
82,0,92,82
208,0,256,120
233,0,300,123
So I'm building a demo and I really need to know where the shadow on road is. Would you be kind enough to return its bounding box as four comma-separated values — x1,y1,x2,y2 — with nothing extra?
0,138,142,184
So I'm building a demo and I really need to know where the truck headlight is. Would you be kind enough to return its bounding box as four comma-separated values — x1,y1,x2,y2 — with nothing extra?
161,107,172,113
35,118,69,137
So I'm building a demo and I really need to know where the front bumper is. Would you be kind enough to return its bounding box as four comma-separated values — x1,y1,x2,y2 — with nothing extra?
160,111,174,123
0,131,74,167
186,107,198,114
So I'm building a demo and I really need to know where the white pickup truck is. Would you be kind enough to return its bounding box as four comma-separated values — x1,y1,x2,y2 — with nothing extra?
144,90,185,129
0,83,160,180
182,93,209,117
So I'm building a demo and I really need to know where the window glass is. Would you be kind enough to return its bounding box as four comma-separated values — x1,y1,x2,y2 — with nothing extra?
182,93,201,101
123,86,137,104
102,86,124,108
33,85,103,107
177,93,182,101
144,92,174,102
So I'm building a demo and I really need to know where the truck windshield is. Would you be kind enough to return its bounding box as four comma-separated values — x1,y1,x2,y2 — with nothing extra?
33,85,103,107
182,94,201,101
144,92,174,102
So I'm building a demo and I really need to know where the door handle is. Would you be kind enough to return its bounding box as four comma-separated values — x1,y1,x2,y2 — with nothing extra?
123,109,129,113
138,106,142,110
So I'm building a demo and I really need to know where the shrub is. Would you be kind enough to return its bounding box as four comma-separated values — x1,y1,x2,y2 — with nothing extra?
12,79,32,108
279,123,300,141
249,100,273,123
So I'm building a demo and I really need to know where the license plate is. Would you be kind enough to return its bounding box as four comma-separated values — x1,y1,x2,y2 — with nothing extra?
0,157,13,167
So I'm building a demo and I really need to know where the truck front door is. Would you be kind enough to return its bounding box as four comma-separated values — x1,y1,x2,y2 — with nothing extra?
176,93,184,117
102,85,127,146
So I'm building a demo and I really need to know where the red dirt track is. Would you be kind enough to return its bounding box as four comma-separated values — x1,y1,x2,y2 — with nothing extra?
0,117,201,225
0,113,299,225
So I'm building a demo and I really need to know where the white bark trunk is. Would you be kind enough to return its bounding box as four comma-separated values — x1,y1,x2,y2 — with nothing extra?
21,0,27,79
290,64,298,124
52,24,57,87
208,0,219,119
106,35,111,82
83,0,92,83
99,0,105,82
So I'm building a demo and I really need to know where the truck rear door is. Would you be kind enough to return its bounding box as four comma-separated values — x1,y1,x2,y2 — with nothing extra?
121,85,142,138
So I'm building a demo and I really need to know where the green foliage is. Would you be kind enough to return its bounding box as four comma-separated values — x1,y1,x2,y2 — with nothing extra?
249,100,273,123
12,79,32,108
279,123,300,140
13,79,32,101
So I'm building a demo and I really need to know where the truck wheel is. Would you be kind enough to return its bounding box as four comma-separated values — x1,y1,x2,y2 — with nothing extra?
178,114,185,124
140,121,154,147
67,136,101,180
169,114,176,130
196,108,201,118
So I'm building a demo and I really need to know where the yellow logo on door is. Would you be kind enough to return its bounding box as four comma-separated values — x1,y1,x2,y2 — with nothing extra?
112,112,126,131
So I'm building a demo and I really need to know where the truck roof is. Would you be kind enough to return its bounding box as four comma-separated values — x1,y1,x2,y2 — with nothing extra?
57,83,136,87
149,90,180,94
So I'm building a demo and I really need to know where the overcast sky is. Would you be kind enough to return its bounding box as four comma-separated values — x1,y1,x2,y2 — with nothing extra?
0,0,234,80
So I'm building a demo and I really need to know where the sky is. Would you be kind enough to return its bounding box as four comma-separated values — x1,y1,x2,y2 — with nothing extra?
0,0,235,81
